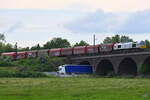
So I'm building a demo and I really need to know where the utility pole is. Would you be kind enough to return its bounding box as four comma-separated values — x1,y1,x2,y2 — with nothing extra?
41,54,44,72
93,34,95,46
38,44,44,72
14,42,17,60
93,34,96,52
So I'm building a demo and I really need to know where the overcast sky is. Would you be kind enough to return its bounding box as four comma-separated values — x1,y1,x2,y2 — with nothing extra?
1,0,150,47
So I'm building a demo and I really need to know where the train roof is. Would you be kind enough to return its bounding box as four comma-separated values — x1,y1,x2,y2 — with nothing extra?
1,52,16,56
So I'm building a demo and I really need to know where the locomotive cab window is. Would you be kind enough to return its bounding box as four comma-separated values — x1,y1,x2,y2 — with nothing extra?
132,44,136,47
118,45,121,48
140,41,146,45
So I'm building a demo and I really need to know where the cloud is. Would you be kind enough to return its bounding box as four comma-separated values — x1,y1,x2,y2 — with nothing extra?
118,9,150,33
65,8,150,33
1,0,150,12
7,21,24,33
0,9,85,45
1,7,150,47
65,10,130,33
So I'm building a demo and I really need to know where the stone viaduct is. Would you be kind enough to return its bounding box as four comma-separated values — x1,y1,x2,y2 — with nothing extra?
68,52,150,75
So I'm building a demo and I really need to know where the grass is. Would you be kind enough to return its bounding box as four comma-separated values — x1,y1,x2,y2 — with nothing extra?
0,67,17,72
0,77,150,100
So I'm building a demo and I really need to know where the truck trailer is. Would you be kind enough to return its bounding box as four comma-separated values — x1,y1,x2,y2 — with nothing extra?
57,64,93,75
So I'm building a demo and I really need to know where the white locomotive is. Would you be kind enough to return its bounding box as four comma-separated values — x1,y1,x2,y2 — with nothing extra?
114,41,146,50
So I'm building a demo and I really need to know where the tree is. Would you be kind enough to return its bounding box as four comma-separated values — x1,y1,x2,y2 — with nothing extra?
4,43,13,52
0,34,12,54
73,40,89,47
0,43,13,54
31,44,41,50
121,36,133,43
0,42,4,54
43,37,71,49
103,37,112,44
37,44,40,50
145,40,150,50
0,33,5,42
103,34,134,44
112,34,120,43
18,47,30,51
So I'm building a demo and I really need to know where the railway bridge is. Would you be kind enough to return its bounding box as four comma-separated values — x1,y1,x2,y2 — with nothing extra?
68,52,150,75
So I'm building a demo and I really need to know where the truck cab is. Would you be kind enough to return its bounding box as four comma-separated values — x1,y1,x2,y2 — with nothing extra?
58,65,66,75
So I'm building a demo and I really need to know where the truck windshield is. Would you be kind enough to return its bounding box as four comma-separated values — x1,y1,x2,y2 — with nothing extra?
59,68,62,70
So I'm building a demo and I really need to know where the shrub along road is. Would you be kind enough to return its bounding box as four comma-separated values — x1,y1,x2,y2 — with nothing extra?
0,77,150,100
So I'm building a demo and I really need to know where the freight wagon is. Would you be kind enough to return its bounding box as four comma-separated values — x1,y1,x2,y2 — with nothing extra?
49,48,61,56
1,52,27,60
27,50,38,58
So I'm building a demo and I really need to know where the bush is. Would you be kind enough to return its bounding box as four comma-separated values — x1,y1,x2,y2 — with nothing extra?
106,71,116,78
12,56,66,72
116,75,136,78
138,63,147,75
0,70,47,78
14,71,47,77
0,56,66,72
0,56,14,66
0,70,12,77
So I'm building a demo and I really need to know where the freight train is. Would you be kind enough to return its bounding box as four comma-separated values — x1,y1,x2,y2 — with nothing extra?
1,41,146,60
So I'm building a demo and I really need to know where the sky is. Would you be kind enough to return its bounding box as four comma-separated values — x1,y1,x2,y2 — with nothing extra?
1,0,150,47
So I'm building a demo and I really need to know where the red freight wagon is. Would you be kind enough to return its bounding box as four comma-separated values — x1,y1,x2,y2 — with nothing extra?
38,49,49,56
73,46,86,55
27,50,38,58
49,48,61,56
99,43,113,52
1,52,16,60
86,45,99,54
61,48,73,56
16,52,27,59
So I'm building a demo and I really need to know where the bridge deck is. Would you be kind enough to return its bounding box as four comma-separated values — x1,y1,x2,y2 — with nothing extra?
70,51,150,60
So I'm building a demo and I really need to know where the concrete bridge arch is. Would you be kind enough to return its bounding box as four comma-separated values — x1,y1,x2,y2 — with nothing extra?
95,59,115,75
141,56,150,75
117,57,137,75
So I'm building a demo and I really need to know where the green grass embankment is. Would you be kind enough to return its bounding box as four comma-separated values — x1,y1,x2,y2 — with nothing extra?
0,78,150,100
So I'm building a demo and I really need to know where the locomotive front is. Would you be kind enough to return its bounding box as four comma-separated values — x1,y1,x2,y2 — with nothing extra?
138,41,146,49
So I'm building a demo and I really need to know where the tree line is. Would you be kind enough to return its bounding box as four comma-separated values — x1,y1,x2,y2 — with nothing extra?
1,33,150,54
0,33,90,53
103,34,133,44
0,34,14,54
